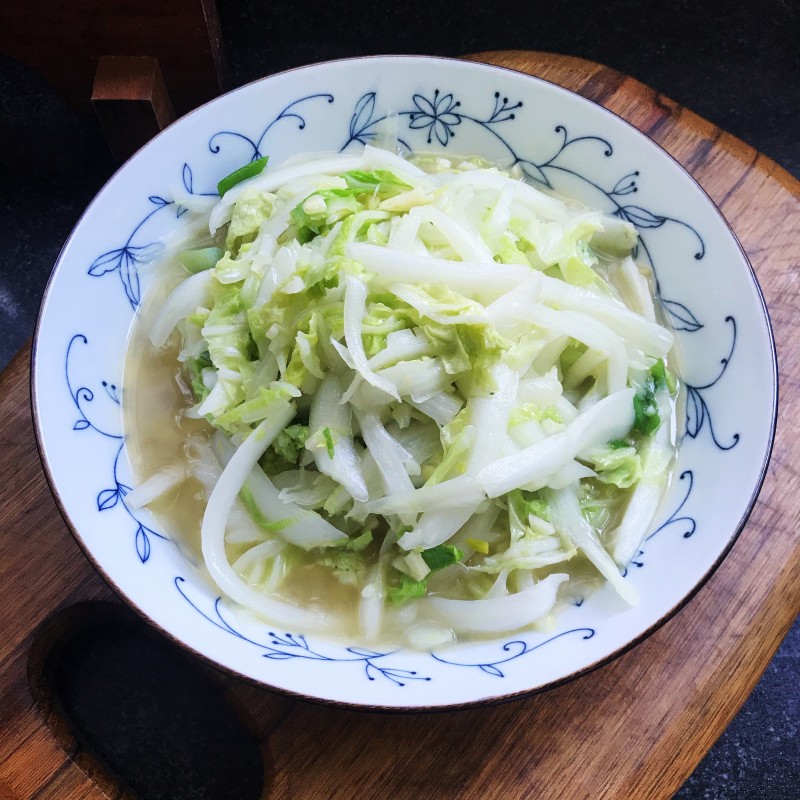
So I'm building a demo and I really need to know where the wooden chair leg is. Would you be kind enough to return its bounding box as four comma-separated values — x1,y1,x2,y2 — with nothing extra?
91,56,176,161
0,0,224,116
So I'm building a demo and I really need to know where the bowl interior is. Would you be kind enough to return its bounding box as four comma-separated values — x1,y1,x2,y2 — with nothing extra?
33,56,776,708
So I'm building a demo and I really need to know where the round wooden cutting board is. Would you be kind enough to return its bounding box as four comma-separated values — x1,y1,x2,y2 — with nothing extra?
1,51,798,800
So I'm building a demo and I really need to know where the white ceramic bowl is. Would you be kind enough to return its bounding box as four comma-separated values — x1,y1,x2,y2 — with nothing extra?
33,56,776,709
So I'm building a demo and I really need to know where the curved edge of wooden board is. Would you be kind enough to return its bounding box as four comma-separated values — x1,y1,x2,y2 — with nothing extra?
462,47,800,793
0,344,117,800
250,52,799,800
1,51,798,800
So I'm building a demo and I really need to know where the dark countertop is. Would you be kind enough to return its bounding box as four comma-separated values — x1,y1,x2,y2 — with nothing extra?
1,1,797,797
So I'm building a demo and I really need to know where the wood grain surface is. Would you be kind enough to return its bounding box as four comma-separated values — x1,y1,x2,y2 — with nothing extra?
1,51,798,800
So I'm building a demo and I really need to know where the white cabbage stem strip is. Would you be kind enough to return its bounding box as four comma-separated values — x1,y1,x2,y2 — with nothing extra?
362,144,426,177
477,388,635,497
610,387,676,566
245,467,350,549
354,409,416,499
448,169,572,223
368,330,431,369
516,370,564,405
485,274,542,326
389,422,442,467
231,540,285,580
613,256,657,322
544,459,597,490
563,350,607,391
201,403,342,630
345,357,452,409
507,304,629,394
254,245,298,308
488,272,672,359
212,433,348,550
411,205,494,262
125,465,185,509
366,475,483,515
347,242,529,299
424,573,568,635
169,186,218,214
451,503,501,555
537,274,673,357
467,363,520,473
546,485,638,605
343,275,400,400
398,363,517,550
188,439,265,545
408,392,463,427
387,214,422,252
343,329,431,401
381,359,452,402
483,185,515,249
309,374,369,502
149,270,216,348
398,506,476,552
359,563,385,642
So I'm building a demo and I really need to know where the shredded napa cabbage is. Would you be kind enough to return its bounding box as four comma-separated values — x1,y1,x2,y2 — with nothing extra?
137,145,679,645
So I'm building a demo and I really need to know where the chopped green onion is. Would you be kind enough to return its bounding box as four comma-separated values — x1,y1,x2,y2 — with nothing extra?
387,545,463,605
217,155,269,196
421,544,463,571
650,358,678,395
322,427,336,459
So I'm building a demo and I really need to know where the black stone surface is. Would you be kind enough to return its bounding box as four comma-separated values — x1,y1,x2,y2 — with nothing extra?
1,1,797,797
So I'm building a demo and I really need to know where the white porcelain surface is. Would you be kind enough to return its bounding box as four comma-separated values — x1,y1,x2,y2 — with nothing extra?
33,56,776,708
